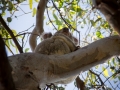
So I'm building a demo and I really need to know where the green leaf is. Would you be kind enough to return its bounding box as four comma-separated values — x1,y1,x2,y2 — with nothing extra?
11,30,17,36
71,5,81,12
58,26,63,30
1,12,6,16
112,58,116,66
1,7,6,14
29,0,33,9
53,13,58,20
95,18,101,23
58,1,63,8
25,48,29,52
102,67,109,77
96,31,103,38
96,31,101,37
8,1,13,11
35,0,38,2
56,20,62,25
65,18,71,23
91,73,95,81
118,76,120,80
101,22,109,29
19,0,25,2
58,86,65,90
104,69,109,77
84,77,88,84
32,8,36,17
7,17,12,22
90,20,95,26
10,39,15,47
95,65,99,69
5,40,10,48
53,13,62,25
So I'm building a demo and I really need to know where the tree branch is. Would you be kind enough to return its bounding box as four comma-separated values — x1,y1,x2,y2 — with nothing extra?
29,0,48,51
0,14,23,53
0,35,16,90
9,35,120,89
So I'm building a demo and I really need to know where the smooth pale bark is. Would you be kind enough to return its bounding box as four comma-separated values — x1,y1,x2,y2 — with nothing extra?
29,0,47,51
9,35,120,89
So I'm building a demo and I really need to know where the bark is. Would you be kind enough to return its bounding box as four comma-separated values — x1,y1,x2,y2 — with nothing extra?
9,35,120,89
0,35,16,90
76,76,86,90
29,0,47,51
92,0,120,35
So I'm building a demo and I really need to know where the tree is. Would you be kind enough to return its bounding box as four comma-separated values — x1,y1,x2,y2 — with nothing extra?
0,0,120,90
0,35,16,90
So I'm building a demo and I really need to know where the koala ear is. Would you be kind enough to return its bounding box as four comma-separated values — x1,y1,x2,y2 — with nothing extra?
62,27,69,32
44,33,48,38
42,32,52,39
73,37,78,45
48,32,52,37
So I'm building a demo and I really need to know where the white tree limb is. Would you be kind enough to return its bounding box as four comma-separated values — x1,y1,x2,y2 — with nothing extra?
9,35,120,89
29,0,47,51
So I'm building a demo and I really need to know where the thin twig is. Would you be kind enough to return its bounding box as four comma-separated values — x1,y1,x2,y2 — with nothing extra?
46,6,58,31
0,14,23,53
89,70,105,89
5,43,14,55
